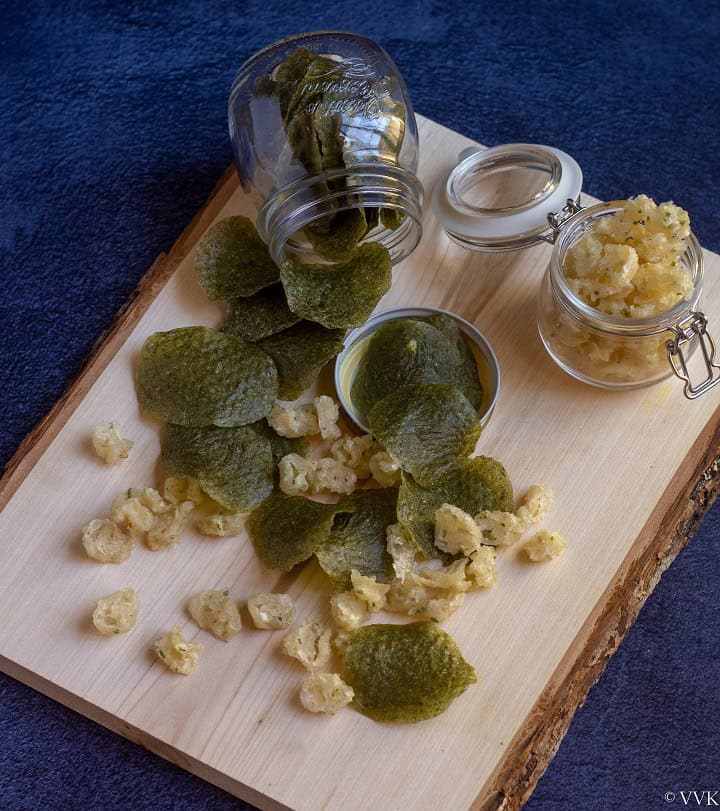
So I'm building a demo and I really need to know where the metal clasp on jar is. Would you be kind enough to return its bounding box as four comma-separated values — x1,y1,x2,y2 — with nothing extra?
541,198,584,245
666,312,720,399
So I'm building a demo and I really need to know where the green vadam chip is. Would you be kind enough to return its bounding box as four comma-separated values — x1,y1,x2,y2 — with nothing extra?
258,321,346,401
368,383,481,486
248,495,354,572
161,423,274,512
224,284,300,342
343,622,477,723
351,318,482,417
397,456,513,559
280,243,392,329
136,327,278,427
424,314,483,410
315,488,397,590
195,216,279,300
305,208,368,262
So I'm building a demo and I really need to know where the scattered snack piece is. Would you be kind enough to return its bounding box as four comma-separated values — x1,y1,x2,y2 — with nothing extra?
350,570,390,612
259,323,345,401
92,421,133,465
188,589,242,641
386,575,430,617
515,483,554,528
283,620,332,671
333,632,354,655
299,672,354,715
343,622,477,722
81,518,133,564
91,588,139,635
136,326,278,428
312,458,357,495
434,503,483,556
413,559,472,593
194,512,246,537
267,403,319,438
330,434,378,479
111,491,156,534
368,383,481,486
473,510,524,548
425,591,466,623
163,476,206,508
314,395,342,440
466,547,498,589
316,489,396,589
386,523,417,582
194,215,279,299
153,626,203,675
137,487,173,515
145,503,193,551
224,283,301,342
368,450,401,487
522,530,567,562
330,592,368,633
247,593,296,630
162,423,274,513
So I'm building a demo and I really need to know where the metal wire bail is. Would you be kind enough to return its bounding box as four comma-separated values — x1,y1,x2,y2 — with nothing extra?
666,312,720,399
541,197,584,244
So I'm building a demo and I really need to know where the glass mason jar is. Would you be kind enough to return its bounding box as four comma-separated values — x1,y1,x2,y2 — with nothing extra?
228,31,423,266
537,200,720,396
432,143,720,399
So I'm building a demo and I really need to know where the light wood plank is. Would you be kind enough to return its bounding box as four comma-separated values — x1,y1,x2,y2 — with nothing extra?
1,116,718,811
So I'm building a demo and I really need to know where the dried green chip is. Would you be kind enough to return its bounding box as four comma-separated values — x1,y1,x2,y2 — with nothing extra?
351,319,481,417
397,456,513,558
305,208,368,262
280,243,392,329
194,216,279,300
343,622,476,723
162,423,274,512
368,384,481,485
315,488,397,590
224,284,300,342
136,327,278,427
380,208,404,230
248,495,353,571
257,321,346,401
424,314,483,410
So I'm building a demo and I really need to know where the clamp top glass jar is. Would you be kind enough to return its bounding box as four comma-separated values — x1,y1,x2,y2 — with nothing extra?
432,142,720,399
229,32,423,267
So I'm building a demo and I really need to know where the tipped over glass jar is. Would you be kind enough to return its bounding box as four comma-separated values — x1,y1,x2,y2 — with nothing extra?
432,143,720,398
228,32,423,267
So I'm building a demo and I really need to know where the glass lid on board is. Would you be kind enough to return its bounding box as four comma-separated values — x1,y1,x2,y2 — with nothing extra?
431,143,583,252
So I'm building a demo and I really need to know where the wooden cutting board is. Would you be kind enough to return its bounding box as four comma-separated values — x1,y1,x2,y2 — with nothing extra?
1,115,719,811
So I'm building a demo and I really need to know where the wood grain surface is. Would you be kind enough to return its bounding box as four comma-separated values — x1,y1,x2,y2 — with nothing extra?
1,116,718,811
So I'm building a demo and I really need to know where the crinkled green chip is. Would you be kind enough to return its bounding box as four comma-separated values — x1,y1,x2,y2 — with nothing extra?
136,327,278,427
351,318,482,417
380,208,404,230
248,495,353,571
280,244,392,329
161,423,274,512
315,488,397,590
195,216,279,300
424,314,483,410
258,321,346,401
397,456,513,558
343,622,477,723
224,284,300,342
305,208,368,262
368,384,481,485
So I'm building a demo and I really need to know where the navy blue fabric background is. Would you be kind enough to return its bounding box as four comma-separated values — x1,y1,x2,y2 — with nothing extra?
1,1,719,809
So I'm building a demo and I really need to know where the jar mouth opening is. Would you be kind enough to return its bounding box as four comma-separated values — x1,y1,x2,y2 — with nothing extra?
550,200,704,336
258,164,424,267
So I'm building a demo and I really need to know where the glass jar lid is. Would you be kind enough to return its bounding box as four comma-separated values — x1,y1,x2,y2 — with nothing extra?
431,143,583,252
